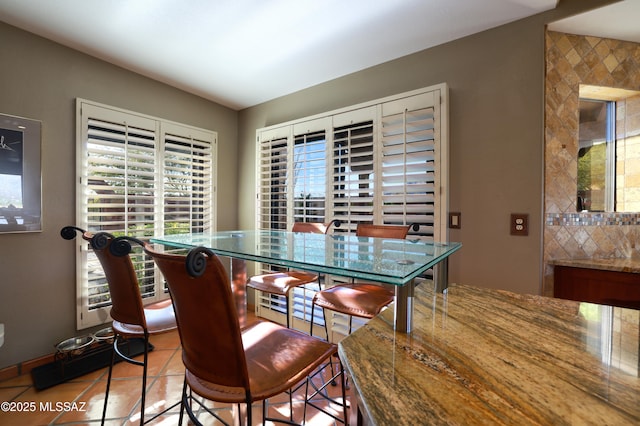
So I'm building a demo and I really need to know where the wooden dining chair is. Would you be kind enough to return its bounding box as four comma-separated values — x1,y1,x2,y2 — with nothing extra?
140,241,347,426
248,220,340,328
310,223,418,339
60,227,178,425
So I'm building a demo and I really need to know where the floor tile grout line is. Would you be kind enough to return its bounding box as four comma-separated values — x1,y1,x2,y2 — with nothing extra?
4,385,32,402
51,367,110,425
53,342,181,425
135,353,169,422
121,344,182,424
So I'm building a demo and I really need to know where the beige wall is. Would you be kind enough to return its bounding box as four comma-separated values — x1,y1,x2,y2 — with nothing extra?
238,0,616,300
0,21,238,369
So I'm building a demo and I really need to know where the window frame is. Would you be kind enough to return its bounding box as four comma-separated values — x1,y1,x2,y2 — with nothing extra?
254,84,448,336
75,99,217,329
256,84,448,239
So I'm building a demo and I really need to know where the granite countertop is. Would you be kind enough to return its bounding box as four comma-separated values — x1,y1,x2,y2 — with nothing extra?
550,257,640,273
338,283,640,425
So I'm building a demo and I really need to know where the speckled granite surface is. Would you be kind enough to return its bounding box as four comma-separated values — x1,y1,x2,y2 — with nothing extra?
339,283,640,425
550,257,640,274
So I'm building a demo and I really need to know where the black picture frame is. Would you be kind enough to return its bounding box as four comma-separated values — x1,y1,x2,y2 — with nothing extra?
0,113,42,233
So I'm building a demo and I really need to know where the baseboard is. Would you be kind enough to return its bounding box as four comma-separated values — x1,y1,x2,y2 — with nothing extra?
31,338,151,390
0,353,55,382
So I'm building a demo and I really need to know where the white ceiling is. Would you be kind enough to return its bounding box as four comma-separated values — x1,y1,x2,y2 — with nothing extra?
0,0,591,110
548,0,640,44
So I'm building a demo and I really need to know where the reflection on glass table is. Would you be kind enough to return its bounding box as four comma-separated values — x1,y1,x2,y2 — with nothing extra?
151,230,461,333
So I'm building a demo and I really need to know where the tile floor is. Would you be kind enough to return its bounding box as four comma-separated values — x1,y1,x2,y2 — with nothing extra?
0,326,349,426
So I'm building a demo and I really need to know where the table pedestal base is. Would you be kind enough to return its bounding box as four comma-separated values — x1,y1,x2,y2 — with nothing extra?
230,258,247,329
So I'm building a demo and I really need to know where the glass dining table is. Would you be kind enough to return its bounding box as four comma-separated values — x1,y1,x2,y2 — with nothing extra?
151,230,461,333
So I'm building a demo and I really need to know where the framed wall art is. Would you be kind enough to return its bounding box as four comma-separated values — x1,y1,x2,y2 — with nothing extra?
0,113,42,233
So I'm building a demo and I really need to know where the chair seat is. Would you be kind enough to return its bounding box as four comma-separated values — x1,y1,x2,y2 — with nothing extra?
185,321,336,403
112,298,176,336
248,271,318,295
313,284,394,319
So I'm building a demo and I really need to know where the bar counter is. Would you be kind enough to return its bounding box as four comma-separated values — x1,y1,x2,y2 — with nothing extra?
338,283,640,425
551,257,640,274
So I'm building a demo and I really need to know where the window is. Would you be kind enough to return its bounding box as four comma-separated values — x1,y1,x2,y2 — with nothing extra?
76,99,217,328
332,117,375,231
294,131,327,223
255,84,448,336
577,98,615,212
258,86,446,239
577,85,640,212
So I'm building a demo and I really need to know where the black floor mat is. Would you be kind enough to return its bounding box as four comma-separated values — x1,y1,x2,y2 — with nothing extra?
31,338,153,390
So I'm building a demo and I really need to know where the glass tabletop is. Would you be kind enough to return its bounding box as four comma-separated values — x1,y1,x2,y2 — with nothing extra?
151,230,462,286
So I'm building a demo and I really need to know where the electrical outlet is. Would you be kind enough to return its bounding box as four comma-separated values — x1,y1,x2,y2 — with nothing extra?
510,213,529,236
449,212,461,229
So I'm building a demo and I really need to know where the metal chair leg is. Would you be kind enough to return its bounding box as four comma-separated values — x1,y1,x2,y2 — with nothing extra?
103,333,163,425
178,378,187,425
101,336,118,425
139,334,150,425
285,294,290,329
322,308,330,342
304,356,348,424
339,359,348,424
310,301,316,337
262,400,267,425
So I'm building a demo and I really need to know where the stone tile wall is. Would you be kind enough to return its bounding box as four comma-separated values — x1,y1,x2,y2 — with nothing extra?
617,94,640,211
544,31,640,296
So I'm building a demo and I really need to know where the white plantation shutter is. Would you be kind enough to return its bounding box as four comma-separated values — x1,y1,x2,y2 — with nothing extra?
290,123,331,331
85,117,157,234
381,91,440,240
162,125,214,235
80,107,158,317
331,107,376,233
293,130,327,223
255,127,291,325
291,118,331,226
255,84,449,338
77,99,216,328
257,127,290,231
255,123,330,330
332,120,375,233
256,118,331,232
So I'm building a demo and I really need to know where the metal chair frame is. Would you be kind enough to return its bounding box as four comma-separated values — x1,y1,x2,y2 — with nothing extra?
248,219,341,328
60,227,178,425
310,223,419,340
136,241,347,426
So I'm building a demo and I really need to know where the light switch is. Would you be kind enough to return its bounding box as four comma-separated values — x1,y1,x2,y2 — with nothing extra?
449,212,461,229
0,324,4,348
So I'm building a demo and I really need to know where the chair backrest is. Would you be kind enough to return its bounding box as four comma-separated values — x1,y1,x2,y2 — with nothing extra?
356,223,411,240
60,227,147,331
291,219,341,235
292,222,328,234
143,244,250,391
